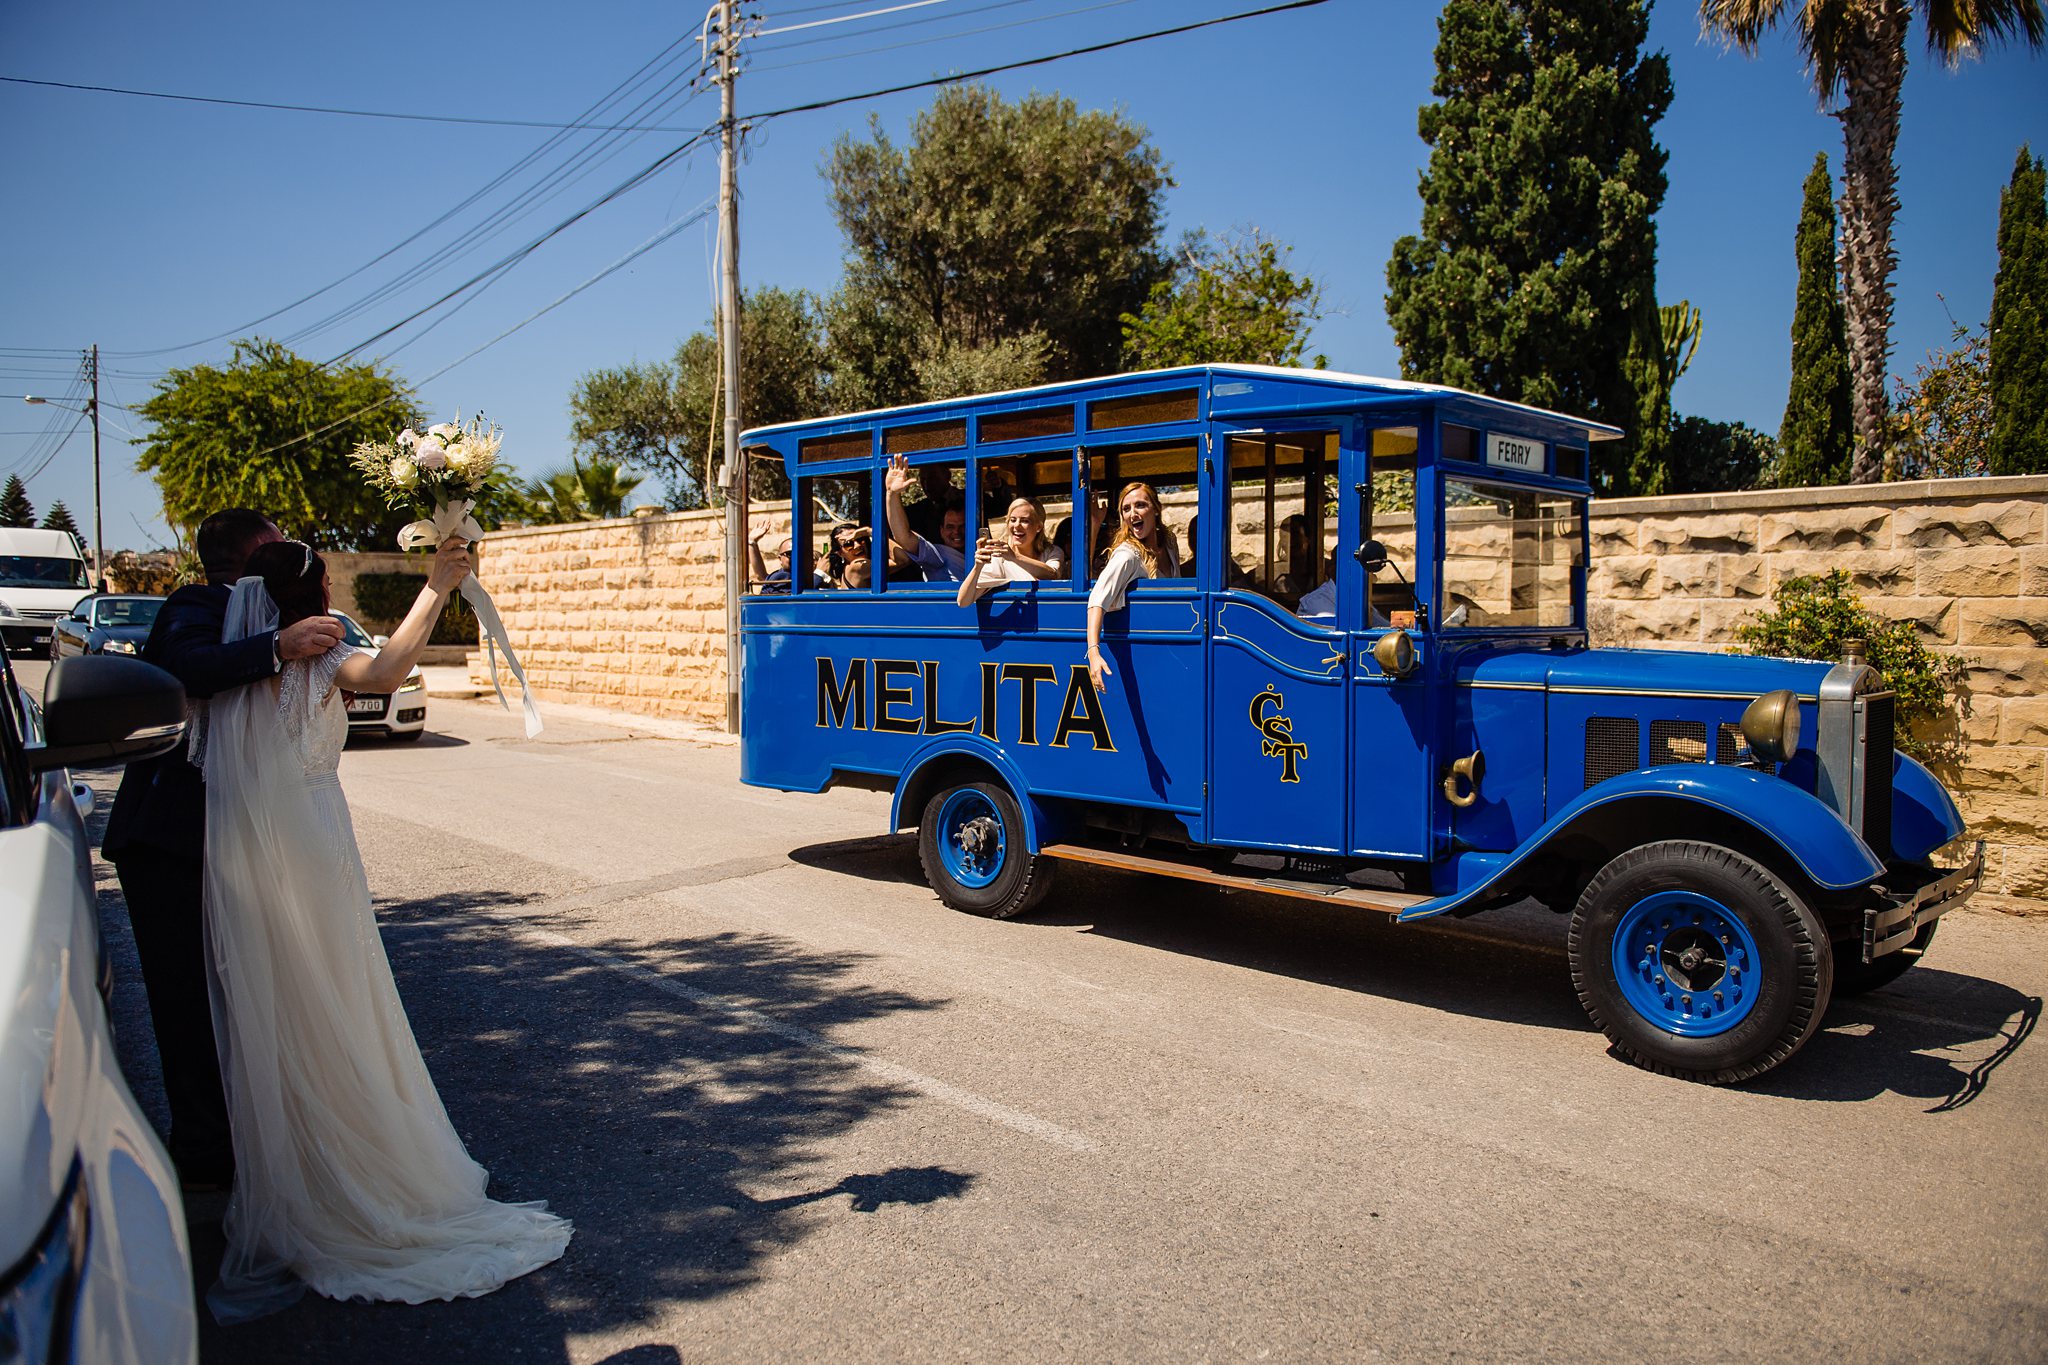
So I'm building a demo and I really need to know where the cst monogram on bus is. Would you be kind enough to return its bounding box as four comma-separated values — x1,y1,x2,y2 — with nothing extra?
740,366,1983,1087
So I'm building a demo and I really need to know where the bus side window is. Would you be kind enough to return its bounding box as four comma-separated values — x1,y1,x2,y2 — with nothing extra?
1084,439,1199,581
801,472,876,591
1369,429,1419,627
977,451,1074,584
1224,432,1337,612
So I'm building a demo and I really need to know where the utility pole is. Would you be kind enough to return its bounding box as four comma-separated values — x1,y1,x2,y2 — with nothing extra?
87,344,105,591
713,0,747,735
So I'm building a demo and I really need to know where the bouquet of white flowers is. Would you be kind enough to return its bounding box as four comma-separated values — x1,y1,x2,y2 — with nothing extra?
351,414,504,549
351,413,542,736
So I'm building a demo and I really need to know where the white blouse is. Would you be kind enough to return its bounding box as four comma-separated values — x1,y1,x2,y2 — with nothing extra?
970,541,1066,588
1087,539,1179,613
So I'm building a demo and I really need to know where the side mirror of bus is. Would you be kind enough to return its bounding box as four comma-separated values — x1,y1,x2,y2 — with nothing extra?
1356,539,1388,575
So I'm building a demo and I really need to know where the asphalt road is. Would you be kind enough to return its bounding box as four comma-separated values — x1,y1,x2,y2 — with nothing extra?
32,660,2048,1362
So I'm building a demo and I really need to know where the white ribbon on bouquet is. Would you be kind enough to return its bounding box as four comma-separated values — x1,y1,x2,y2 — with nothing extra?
399,499,543,738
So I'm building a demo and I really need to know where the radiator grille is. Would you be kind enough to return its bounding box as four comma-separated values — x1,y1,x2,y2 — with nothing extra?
1650,720,1709,766
1861,692,1894,861
1716,722,1743,765
1584,717,1640,789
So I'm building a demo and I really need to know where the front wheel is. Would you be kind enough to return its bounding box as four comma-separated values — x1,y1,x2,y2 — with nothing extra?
917,780,1055,919
1569,841,1833,1084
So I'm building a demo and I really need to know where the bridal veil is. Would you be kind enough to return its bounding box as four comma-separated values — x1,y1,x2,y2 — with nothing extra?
201,577,569,1322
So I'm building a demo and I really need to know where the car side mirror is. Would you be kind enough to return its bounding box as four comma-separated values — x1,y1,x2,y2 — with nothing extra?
30,655,188,773
372,634,391,649
1355,539,1388,575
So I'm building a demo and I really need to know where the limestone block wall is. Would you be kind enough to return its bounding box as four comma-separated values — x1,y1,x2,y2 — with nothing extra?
471,506,792,725
475,476,2048,906
1587,474,2048,904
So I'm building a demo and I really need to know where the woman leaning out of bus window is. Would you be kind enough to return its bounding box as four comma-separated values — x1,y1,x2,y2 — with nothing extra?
955,496,1065,606
1085,481,1180,693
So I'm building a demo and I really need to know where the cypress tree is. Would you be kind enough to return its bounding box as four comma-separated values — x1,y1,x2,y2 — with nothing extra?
39,500,81,540
1779,153,1854,487
1386,0,1671,493
0,474,35,529
1989,145,2048,475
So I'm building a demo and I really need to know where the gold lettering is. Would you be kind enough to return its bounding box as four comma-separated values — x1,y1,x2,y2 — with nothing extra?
873,659,922,735
999,662,1059,745
1051,665,1115,751
816,657,867,730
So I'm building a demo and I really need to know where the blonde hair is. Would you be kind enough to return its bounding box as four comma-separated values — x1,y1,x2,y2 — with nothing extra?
1102,481,1178,578
1001,495,1049,558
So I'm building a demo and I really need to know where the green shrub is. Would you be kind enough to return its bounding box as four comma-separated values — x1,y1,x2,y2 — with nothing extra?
1733,569,1966,763
350,572,477,646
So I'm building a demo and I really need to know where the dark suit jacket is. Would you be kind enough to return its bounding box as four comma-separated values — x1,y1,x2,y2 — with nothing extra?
102,582,278,863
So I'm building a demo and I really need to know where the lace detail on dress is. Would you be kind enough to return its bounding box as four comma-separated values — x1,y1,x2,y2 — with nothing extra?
279,642,358,778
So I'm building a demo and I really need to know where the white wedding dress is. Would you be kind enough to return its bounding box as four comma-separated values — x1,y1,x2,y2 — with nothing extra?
201,580,570,1323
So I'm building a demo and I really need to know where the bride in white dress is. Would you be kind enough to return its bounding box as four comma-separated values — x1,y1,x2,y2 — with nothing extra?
201,536,570,1322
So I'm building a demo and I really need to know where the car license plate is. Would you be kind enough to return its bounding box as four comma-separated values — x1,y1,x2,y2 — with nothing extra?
347,697,386,716
32,633,50,645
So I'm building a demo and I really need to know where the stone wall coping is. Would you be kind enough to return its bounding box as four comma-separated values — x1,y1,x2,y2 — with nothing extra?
1593,474,2048,518
480,501,787,543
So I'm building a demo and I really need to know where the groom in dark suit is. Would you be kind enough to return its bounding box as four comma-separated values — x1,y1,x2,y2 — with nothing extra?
102,508,344,1188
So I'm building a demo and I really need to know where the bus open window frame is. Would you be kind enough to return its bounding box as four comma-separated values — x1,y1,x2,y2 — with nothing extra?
1222,431,1334,608
1080,437,1201,584
972,448,1079,589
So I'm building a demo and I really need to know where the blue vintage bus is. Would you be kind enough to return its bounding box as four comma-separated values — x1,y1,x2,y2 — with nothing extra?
738,365,1981,1084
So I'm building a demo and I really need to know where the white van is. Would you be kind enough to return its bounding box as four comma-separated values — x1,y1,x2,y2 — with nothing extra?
0,527,93,655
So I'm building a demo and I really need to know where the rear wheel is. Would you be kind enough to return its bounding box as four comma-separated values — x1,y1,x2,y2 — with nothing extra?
917,780,1054,919
1569,841,1833,1084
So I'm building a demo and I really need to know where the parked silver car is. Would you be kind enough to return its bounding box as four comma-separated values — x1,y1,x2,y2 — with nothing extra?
334,612,428,741
1,652,198,1364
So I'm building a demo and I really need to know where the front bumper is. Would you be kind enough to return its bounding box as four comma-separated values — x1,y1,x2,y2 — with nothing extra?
1864,841,1985,963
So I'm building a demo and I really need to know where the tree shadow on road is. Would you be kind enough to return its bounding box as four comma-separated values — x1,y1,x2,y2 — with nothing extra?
166,882,962,1363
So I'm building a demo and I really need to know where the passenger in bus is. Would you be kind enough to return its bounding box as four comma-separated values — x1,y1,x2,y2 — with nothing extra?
901,461,956,546
955,496,1065,606
747,530,824,593
884,454,968,581
1187,515,1255,590
1294,552,1387,627
1085,481,1181,693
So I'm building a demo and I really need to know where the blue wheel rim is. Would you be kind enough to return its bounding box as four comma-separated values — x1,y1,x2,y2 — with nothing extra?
935,789,1006,890
1611,890,1762,1037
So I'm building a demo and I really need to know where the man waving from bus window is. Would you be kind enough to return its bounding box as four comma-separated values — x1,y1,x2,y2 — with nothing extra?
884,453,967,582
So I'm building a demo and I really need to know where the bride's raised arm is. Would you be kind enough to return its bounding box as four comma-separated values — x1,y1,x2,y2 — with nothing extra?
335,537,471,695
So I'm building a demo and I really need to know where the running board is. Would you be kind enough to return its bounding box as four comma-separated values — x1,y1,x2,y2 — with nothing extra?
1036,843,1429,915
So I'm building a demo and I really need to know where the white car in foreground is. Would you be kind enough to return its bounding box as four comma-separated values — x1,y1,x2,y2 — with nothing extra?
1,651,197,1364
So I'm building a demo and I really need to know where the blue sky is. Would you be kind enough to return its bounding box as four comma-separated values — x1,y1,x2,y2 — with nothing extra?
3,0,2044,551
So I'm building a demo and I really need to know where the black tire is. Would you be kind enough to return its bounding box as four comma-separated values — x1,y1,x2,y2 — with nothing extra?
1833,920,1937,996
916,779,1055,919
1568,840,1834,1085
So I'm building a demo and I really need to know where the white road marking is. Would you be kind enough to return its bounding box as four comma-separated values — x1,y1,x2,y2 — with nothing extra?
487,912,1098,1155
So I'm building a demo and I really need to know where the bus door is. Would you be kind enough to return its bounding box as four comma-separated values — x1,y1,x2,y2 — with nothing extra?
1347,424,1432,860
1207,430,1348,853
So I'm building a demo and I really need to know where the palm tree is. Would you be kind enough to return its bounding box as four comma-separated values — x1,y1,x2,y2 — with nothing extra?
1702,0,2044,482
525,458,647,523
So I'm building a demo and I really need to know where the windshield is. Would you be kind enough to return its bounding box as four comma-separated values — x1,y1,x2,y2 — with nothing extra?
94,598,162,629
0,555,88,590
334,613,378,648
1440,479,1584,630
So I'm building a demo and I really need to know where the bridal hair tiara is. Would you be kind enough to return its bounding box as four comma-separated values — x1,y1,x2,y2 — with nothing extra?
283,539,315,577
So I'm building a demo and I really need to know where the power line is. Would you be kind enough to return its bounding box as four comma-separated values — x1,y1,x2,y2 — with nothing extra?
749,0,1331,119
100,37,711,360
0,72,712,133
757,0,961,37
754,0,1036,51
235,203,719,466
326,125,719,364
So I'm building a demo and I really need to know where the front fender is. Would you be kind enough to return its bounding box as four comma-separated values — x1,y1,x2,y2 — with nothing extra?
1400,764,1885,921
889,737,1055,853
1891,751,1966,863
